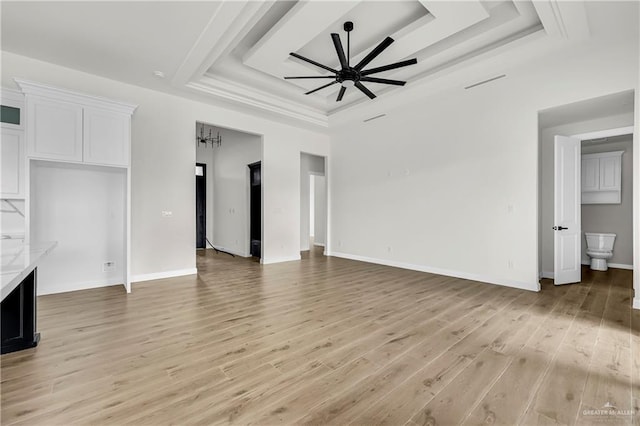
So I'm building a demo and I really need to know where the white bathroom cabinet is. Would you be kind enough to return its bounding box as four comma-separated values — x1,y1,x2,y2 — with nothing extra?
581,150,623,204
18,80,134,167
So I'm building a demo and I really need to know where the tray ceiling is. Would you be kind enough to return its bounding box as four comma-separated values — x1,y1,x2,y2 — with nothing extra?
2,1,595,128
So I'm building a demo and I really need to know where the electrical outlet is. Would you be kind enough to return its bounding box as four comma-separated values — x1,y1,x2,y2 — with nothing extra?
161,211,173,217
103,261,115,272
508,259,514,269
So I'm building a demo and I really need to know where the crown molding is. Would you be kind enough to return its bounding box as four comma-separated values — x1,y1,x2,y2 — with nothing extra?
532,0,589,40
0,87,25,105
14,78,138,115
188,75,328,127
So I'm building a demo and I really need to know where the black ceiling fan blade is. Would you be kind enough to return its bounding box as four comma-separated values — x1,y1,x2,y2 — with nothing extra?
360,77,406,86
360,58,417,76
331,33,349,69
354,36,394,71
336,86,346,102
290,52,338,74
354,81,376,99
284,76,336,79
305,80,338,95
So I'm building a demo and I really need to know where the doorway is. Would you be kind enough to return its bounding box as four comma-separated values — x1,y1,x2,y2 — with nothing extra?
194,121,262,258
248,161,261,258
537,90,637,308
195,163,206,249
300,153,327,254
552,129,633,285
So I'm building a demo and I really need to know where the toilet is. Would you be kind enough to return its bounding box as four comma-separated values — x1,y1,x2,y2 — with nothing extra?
585,232,616,271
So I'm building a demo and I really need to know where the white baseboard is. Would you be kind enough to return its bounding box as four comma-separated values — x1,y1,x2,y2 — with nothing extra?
313,243,326,247
132,268,197,283
633,297,640,310
261,255,301,265
581,261,633,270
541,271,555,279
608,263,633,270
330,251,539,292
38,278,123,296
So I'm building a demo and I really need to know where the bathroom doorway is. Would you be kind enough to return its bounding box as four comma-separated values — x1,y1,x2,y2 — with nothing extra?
551,128,633,285
537,90,638,308
579,133,633,272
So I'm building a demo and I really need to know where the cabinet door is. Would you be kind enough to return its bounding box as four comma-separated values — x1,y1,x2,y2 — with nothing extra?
581,157,599,192
83,107,130,167
27,97,83,162
599,155,621,191
0,128,25,198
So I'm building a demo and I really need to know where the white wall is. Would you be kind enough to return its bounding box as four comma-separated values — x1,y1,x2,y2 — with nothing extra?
300,153,325,251
329,17,638,291
30,161,125,294
210,126,261,256
539,113,634,275
314,175,326,246
2,51,330,280
581,137,633,267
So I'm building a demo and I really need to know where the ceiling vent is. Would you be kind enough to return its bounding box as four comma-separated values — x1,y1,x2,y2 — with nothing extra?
363,114,387,123
464,74,506,90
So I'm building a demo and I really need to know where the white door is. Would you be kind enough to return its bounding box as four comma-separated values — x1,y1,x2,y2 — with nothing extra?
554,135,581,285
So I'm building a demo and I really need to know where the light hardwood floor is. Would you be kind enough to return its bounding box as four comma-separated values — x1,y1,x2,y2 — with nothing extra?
1,248,638,425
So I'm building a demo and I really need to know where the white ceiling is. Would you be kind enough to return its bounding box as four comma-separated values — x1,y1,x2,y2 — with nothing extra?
0,1,630,128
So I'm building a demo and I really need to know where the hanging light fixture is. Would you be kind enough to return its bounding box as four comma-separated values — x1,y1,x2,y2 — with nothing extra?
196,125,222,148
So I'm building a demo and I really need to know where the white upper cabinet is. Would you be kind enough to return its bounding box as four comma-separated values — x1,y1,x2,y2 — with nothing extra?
598,155,621,191
1,89,26,199
581,150,623,204
0,128,25,199
580,157,599,192
15,79,136,168
83,107,130,166
27,97,83,162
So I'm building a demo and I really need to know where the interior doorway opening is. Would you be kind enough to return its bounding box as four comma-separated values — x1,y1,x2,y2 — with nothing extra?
195,163,206,249
300,152,327,255
537,90,637,309
194,121,263,259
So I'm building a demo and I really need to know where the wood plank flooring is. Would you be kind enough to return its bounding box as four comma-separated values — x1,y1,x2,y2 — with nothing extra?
1,248,638,425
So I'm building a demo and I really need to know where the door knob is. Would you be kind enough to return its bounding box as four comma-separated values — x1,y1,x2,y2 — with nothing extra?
552,226,568,231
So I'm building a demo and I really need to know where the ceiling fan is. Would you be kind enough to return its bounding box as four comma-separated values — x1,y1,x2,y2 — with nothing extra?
284,21,417,102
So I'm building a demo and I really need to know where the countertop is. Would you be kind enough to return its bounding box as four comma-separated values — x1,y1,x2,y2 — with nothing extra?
1,240,57,301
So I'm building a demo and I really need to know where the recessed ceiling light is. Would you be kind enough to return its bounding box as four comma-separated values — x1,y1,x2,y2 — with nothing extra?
153,71,165,78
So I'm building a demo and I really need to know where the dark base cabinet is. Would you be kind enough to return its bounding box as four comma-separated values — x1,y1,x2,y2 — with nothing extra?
1,268,40,354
